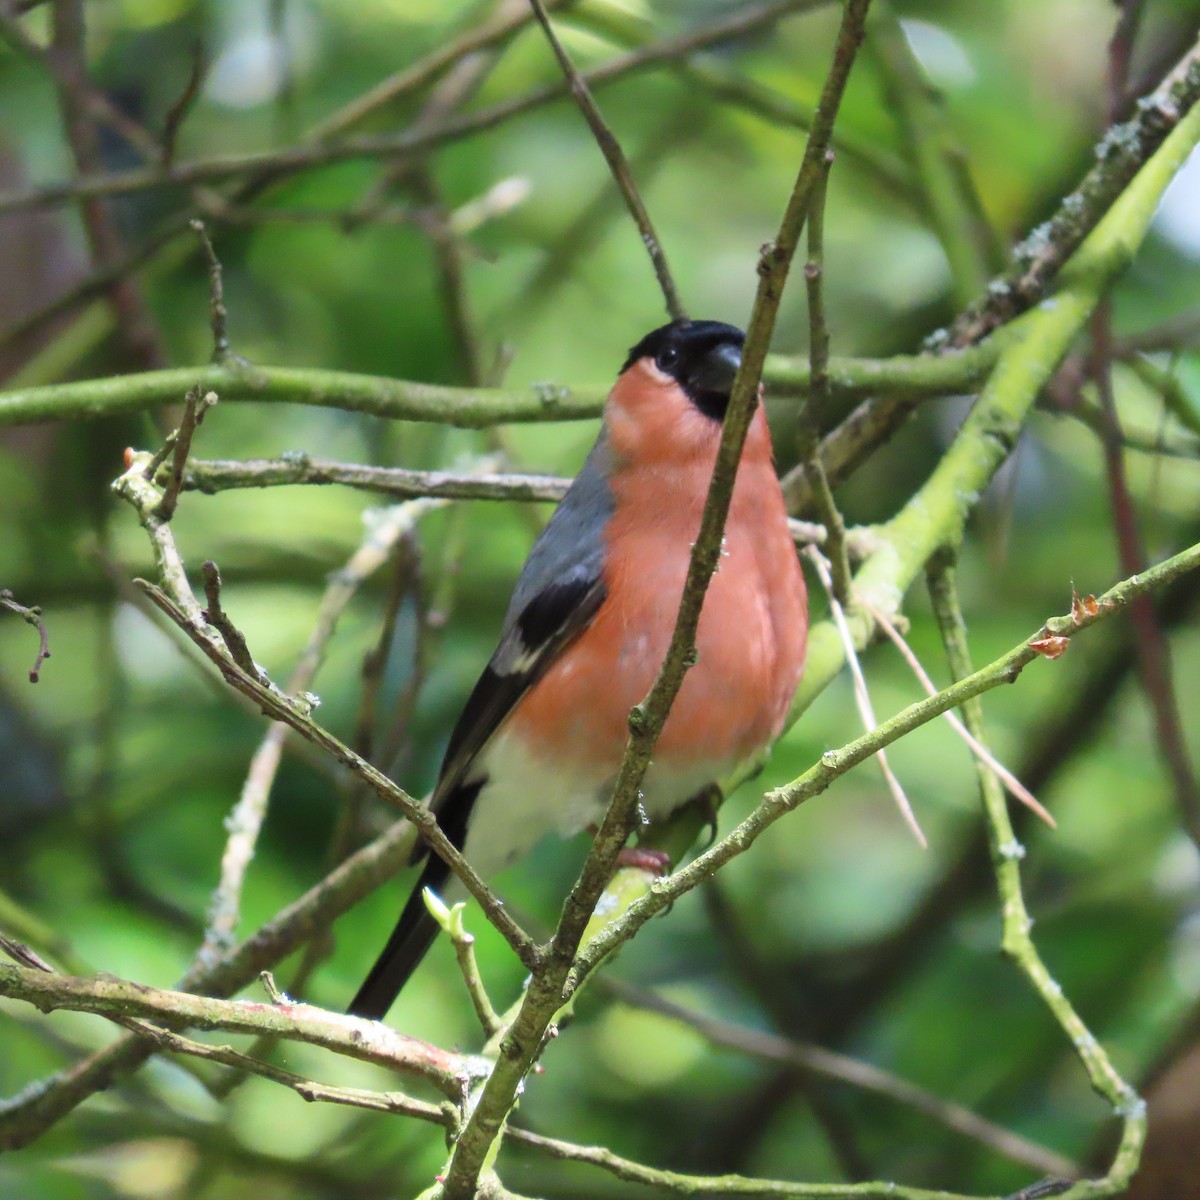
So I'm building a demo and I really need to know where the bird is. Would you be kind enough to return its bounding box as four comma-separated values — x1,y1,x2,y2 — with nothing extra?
349,319,808,1020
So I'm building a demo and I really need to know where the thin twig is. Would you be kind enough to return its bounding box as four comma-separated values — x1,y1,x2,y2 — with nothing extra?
0,889,88,975
156,386,217,520
116,1016,447,1124
0,8,157,160
345,40,507,234
189,220,232,362
570,539,1200,990
1111,309,1200,355
674,54,912,196
437,6,875,1196
798,148,852,601
200,560,262,681
868,601,1055,827
1106,1,1147,124
426,895,504,1038
926,556,1146,1197
527,0,686,321
935,35,1200,349
110,448,537,969
508,108,692,334
803,152,833,418
603,977,1079,1178
197,199,419,227
0,0,826,217
511,1124,1048,1200
1001,1183,1072,1200
410,169,486,385
139,578,536,965
1123,353,1200,439
0,961,480,1093
1046,382,1200,458
194,499,444,970
306,0,572,140
181,456,826,544
161,41,206,166
1089,304,1200,848
0,933,54,973
0,589,51,682
804,546,925,846
0,809,424,1149
48,0,164,371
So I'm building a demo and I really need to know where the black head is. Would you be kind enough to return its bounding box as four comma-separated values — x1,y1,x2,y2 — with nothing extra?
621,319,746,421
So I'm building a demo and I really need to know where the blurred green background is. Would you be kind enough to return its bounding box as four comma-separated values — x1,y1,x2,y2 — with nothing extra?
1,0,1200,1197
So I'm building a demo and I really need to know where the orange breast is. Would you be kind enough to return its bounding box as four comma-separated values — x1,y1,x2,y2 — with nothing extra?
508,398,807,781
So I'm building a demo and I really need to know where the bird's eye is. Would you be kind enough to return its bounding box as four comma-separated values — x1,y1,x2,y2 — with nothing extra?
655,345,680,372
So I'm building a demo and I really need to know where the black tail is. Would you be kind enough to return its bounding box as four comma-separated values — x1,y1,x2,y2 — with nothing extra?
348,854,450,1020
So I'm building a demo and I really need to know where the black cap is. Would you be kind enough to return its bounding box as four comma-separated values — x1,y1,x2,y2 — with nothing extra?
622,320,746,420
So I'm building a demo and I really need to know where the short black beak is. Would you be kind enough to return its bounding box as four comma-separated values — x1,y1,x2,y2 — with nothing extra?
689,341,742,395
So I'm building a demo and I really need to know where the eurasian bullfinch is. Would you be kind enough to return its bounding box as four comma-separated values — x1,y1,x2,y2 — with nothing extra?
349,319,807,1019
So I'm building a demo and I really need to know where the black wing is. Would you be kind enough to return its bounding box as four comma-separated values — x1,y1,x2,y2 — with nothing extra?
349,438,615,1019
434,576,603,802
429,430,617,821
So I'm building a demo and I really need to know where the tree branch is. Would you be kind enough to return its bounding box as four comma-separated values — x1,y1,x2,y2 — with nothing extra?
0,962,480,1093
934,36,1200,349
193,499,446,970
0,363,607,428
0,0,828,217
0,588,51,682
604,978,1077,1179
528,0,686,321
0,0,815,371
510,1124,1025,1199
48,0,165,371
0,802,419,1148
0,346,1010,431
571,538,1200,988
437,3,875,1194
926,558,1144,1199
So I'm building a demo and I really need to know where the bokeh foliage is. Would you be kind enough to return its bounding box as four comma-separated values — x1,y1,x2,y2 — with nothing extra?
1,1,1200,1198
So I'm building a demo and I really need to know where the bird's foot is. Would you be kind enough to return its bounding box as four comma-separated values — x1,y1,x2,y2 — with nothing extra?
615,847,671,875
